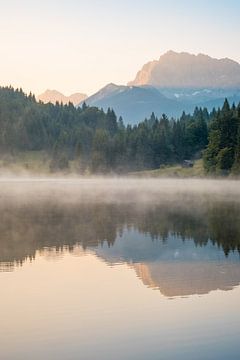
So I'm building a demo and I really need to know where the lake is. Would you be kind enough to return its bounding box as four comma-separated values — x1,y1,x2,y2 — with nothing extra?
0,178,240,360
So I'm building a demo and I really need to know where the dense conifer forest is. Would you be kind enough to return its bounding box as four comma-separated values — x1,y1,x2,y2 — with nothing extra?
0,86,239,174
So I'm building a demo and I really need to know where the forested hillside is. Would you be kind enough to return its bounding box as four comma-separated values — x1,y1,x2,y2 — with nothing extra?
0,86,239,174
204,99,240,175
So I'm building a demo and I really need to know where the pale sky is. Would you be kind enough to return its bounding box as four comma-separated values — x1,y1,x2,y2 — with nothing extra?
0,0,239,96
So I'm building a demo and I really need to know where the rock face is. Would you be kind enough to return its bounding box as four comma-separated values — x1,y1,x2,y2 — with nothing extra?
38,89,87,106
128,51,240,88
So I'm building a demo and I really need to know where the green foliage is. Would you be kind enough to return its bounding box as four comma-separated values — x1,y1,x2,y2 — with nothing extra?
216,147,234,173
203,99,240,175
0,85,223,174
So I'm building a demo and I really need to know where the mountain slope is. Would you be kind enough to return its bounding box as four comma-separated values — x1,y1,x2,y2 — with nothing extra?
129,51,240,88
80,52,240,124
38,89,87,106
80,83,184,124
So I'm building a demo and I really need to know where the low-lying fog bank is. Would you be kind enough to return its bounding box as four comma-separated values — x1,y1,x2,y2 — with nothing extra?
0,177,239,205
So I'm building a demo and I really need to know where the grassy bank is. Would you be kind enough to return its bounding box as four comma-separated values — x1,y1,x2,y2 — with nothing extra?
0,151,83,175
130,160,205,178
0,154,207,178
0,151,50,174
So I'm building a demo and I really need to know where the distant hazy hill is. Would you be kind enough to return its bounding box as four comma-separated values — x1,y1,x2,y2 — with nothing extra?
38,89,87,106
128,50,240,88
80,83,183,124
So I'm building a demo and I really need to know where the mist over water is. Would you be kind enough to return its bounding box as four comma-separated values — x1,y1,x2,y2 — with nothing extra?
0,177,240,205
1,177,240,360
1,177,240,272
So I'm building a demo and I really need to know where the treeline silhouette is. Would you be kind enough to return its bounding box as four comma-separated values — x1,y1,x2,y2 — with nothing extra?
0,86,239,173
0,86,210,172
0,199,240,270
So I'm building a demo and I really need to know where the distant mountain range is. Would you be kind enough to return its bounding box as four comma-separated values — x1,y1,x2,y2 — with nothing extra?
78,51,240,124
80,84,240,124
38,89,87,106
39,51,240,124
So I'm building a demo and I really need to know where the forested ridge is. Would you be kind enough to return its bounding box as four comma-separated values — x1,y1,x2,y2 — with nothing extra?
203,99,240,174
0,86,239,174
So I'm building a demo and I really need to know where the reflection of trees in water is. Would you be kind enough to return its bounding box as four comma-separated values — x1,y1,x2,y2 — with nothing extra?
0,198,240,269
208,203,240,256
0,203,131,269
137,202,240,257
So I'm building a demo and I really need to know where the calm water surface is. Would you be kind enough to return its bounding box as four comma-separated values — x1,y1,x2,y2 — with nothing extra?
0,179,240,360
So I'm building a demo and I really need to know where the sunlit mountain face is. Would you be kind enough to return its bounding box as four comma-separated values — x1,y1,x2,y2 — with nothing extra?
128,51,240,88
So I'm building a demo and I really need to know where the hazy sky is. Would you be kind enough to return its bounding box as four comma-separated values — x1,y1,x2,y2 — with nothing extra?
0,0,239,96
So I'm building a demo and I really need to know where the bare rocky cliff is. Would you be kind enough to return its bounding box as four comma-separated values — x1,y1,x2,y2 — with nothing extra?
128,51,240,88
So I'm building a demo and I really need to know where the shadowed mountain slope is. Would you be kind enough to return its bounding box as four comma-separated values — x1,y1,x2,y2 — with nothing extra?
80,83,183,124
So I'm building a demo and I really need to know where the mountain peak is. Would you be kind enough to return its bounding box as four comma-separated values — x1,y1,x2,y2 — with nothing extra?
38,89,87,106
101,83,123,92
128,51,240,88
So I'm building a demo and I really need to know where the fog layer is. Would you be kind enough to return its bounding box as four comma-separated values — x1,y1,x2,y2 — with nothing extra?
0,178,239,206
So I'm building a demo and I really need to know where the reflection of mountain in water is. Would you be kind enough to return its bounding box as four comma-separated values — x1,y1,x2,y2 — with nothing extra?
0,198,240,297
134,262,240,297
95,230,240,297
